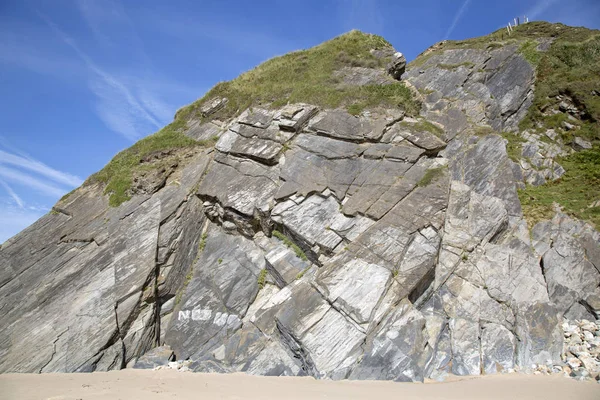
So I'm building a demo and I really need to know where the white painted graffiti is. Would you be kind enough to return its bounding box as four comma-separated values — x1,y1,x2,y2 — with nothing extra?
178,308,240,326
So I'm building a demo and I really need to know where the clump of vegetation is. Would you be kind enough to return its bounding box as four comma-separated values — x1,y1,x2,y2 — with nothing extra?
501,132,527,162
346,103,364,116
417,166,446,187
519,30,600,144
198,233,208,252
295,267,310,281
85,119,216,207
473,126,495,136
272,230,308,261
437,61,475,70
519,146,600,228
176,30,420,123
257,268,268,289
405,119,445,137
59,189,76,203
510,24,600,227
518,40,542,66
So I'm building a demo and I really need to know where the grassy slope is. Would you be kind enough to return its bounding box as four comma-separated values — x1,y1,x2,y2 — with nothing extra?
84,119,210,207
519,148,600,227
175,30,419,123
84,30,419,207
514,24,600,227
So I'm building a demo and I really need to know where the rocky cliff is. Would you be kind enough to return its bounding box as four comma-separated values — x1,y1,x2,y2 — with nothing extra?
1,22,599,381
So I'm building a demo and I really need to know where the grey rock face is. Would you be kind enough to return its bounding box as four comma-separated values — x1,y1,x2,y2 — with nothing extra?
350,300,430,381
316,257,391,325
200,97,228,117
197,153,280,216
481,323,516,374
449,134,522,217
164,225,264,360
573,136,592,150
255,234,312,287
405,46,535,133
1,36,599,386
133,346,175,369
516,302,563,368
0,151,211,373
531,213,600,315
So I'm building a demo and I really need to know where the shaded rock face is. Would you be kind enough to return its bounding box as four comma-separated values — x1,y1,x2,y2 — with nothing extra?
1,35,599,384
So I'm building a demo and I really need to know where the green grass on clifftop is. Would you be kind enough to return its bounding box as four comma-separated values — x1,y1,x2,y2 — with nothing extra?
86,119,208,207
176,30,420,122
86,31,420,208
519,28,600,142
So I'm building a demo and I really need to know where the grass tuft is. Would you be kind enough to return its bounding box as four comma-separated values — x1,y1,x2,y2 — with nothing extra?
272,230,308,261
417,166,446,187
518,40,542,66
501,132,527,162
437,61,475,70
295,267,310,280
257,268,268,289
346,103,364,116
405,119,445,137
198,233,208,252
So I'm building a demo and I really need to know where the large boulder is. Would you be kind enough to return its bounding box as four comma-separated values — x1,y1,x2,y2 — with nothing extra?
388,52,407,79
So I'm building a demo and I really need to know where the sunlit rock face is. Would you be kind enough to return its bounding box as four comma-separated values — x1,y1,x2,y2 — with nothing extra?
1,27,599,383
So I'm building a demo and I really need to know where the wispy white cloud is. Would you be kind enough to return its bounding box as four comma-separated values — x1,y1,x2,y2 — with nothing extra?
76,0,125,46
0,143,80,201
0,39,83,80
76,0,150,60
0,149,82,187
36,11,173,140
444,0,472,39
525,0,560,21
0,166,67,198
0,179,24,209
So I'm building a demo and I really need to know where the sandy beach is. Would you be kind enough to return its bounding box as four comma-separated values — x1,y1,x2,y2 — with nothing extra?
0,370,597,400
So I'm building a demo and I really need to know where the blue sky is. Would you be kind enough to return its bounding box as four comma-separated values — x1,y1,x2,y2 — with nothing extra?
1,0,600,243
